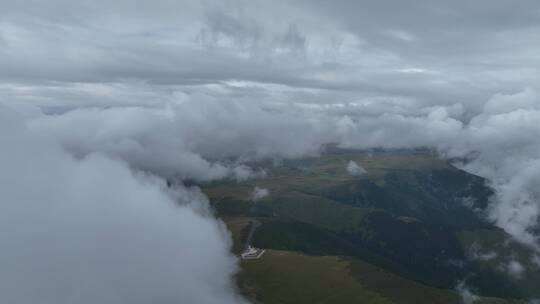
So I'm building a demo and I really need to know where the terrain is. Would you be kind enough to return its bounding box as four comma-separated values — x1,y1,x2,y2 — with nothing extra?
198,149,539,304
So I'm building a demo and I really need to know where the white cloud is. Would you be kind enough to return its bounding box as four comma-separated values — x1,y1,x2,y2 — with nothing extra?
0,105,247,304
468,243,497,261
445,88,540,251
9,85,539,255
12,85,540,256
251,187,269,202
456,281,479,304
346,160,367,176
504,259,526,279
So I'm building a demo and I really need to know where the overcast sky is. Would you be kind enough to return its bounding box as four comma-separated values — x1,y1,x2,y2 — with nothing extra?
1,0,538,112
1,1,540,303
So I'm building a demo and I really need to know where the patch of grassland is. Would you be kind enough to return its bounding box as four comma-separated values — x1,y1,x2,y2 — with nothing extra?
348,258,461,304
240,250,392,304
240,250,517,304
267,191,374,232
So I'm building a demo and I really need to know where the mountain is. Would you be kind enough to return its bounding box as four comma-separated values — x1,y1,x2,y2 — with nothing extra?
199,149,539,304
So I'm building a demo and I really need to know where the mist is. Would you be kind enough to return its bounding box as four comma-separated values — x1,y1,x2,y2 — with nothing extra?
0,105,247,304
1,0,540,302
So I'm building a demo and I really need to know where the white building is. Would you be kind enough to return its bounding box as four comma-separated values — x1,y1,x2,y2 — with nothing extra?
241,245,265,259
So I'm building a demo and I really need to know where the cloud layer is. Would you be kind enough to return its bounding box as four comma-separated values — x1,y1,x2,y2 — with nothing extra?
8,85,540,252
0,106,247,304
1,0,540,301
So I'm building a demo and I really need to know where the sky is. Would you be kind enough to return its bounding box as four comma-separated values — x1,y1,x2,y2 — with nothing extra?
1,0,540,303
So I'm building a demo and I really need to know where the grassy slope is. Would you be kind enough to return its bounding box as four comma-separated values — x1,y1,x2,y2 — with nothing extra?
239,248,516,304
240,250,392,304
348,257,518,304
207,151,530,303
458,229,540,298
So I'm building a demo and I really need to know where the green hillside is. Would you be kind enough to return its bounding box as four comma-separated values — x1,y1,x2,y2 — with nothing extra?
200,149,535,303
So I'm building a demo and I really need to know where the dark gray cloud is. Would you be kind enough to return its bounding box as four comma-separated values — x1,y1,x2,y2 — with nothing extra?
1,0,538,108
304,0,540,65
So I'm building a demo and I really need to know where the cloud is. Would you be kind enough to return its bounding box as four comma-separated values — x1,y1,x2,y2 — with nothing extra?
0,105,247,304
346,160,367,176
442,88,540,251
468,242,497,261
498,259,526,279
2,0,539,107
483,87,539,115
251,187,269,202
2,1,540,300
12,85,540,255
533,255,540,268
25,98,333,180
456,281,479,304
12,85,540,256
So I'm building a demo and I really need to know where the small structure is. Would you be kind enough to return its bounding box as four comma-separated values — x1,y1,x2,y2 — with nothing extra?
241,245,265,259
